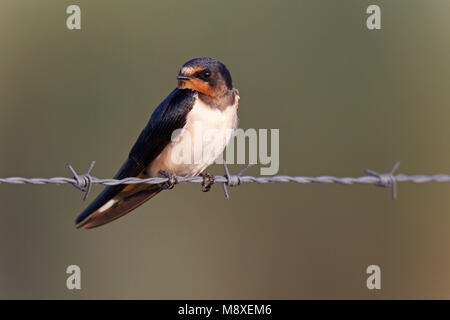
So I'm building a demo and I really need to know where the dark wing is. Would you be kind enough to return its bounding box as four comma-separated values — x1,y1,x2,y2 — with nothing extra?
75,88,196,227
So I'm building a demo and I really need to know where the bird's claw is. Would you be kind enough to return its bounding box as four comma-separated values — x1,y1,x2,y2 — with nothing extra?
199,172,215,192
158,170,178,190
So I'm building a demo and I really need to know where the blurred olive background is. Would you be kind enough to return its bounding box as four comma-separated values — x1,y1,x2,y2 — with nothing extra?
0,0,449,299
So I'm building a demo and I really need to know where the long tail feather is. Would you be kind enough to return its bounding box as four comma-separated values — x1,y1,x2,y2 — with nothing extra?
77,184,162,229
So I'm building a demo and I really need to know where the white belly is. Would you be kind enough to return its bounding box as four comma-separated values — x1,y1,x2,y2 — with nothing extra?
148,95,239,176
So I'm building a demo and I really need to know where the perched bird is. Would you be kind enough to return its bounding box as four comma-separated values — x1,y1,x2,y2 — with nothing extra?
75,57,239,228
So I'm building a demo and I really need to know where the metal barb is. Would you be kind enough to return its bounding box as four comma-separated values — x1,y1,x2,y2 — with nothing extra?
222,163,253,199
365,161,400,199
66,161,96,201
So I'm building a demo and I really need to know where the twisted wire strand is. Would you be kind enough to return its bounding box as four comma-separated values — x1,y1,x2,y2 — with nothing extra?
1,174,449,186
0,161,449,200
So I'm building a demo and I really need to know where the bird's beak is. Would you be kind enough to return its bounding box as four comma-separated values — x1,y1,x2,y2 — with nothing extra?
176,74,193,81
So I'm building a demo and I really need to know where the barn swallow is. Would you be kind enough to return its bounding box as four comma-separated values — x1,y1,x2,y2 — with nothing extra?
75,57,239,228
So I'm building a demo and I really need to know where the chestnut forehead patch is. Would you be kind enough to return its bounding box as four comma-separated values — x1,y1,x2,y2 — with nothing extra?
179,78,213,96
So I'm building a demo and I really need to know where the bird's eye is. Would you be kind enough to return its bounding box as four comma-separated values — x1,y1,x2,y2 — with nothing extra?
203,70,211,78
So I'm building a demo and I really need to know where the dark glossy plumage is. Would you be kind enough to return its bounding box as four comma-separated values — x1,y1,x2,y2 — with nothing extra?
75,88,196,227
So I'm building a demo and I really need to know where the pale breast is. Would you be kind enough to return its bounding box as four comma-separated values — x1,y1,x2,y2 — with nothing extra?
148,93,239,176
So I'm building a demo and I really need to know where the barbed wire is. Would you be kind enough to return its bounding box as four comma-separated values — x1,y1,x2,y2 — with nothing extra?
0,161,449,200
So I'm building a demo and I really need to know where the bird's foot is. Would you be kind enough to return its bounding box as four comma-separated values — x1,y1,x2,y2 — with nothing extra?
158,170,178,190
199,172,215,192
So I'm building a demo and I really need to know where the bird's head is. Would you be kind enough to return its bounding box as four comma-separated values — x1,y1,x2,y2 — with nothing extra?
177,57,233,98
